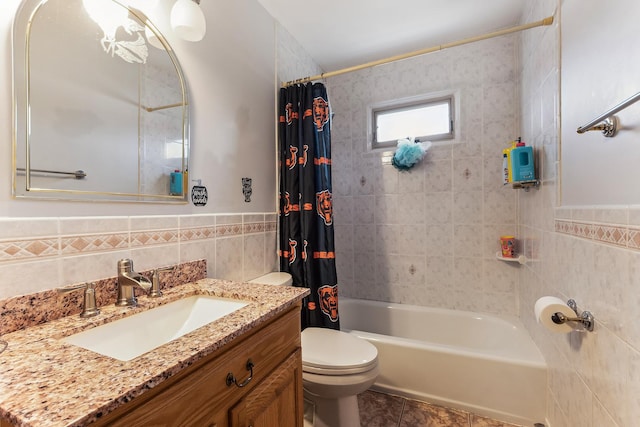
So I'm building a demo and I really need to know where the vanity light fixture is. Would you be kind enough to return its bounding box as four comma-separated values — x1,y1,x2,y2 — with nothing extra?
170,0,206,42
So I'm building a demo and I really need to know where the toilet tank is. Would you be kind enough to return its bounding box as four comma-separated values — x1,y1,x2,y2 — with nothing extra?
248,272,292,286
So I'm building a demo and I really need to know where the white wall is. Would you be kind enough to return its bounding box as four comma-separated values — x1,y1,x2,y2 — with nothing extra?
1,0,276,216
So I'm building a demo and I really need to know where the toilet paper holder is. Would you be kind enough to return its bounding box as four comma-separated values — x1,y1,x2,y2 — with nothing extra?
551,299,594,332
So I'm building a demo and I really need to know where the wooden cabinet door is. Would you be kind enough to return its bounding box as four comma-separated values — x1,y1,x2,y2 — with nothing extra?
229,350,302,427
96,307,301,427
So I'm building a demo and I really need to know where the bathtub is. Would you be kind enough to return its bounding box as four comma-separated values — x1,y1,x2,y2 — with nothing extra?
340,298,547,426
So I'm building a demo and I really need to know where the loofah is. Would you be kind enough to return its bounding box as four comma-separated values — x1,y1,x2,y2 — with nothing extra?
391,138,431,171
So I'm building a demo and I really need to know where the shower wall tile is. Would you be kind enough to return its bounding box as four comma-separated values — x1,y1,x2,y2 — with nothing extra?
326,33,520,314
353,196,375,224
423,159,452,192
425,225,453,257
424,192,453,225
396,193,425,225
353,224,376,253
453,225,484,257
452,157,483,192
453,191,483,225
332,196,353,226
484,190,516,225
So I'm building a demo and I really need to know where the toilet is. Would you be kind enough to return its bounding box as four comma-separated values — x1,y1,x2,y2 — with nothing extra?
249,272,379,427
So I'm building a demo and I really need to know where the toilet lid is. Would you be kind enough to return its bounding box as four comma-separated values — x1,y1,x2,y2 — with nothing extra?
301,328,378,375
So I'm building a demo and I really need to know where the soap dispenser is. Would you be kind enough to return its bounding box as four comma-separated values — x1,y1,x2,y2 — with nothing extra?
170,170,183,195
510,140,535,182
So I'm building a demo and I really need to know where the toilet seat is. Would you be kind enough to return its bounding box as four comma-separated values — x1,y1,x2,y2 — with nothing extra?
301,328,378,375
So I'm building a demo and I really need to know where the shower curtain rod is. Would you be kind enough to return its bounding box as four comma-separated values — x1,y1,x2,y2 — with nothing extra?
282,15,555,87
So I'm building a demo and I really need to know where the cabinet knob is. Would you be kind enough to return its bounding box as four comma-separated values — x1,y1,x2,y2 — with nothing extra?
226,359,254,388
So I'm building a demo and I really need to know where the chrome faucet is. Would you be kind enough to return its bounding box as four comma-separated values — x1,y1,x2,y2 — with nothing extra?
116,259,152,307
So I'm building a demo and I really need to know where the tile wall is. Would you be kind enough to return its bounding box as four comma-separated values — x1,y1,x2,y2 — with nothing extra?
518,0,640,426
326,34,521,316
0,214,278,300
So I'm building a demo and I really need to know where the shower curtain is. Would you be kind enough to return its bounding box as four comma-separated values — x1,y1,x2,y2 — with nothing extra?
278,82,339,330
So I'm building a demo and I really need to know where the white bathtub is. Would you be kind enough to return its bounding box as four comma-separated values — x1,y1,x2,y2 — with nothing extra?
340,298,547,426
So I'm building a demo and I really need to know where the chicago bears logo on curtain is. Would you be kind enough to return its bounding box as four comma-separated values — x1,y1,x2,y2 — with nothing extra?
313,97,329,131
286,146,298,169
285,103,298,125
318,285,339,322
288,239,297,264
316,190,333,226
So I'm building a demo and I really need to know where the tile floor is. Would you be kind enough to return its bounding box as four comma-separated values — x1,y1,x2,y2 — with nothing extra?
358,390,524,427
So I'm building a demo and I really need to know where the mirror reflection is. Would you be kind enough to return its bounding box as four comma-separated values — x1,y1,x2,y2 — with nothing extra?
13,0,189,202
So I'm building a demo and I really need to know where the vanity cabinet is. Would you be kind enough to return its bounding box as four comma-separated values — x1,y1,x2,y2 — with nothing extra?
229,350,301,427
92,304,303,427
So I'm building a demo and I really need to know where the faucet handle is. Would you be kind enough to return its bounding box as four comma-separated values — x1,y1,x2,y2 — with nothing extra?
56,282,100,318
149,266,175,298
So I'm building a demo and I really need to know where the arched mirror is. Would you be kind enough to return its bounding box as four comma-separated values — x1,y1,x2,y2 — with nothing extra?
12,0,189,203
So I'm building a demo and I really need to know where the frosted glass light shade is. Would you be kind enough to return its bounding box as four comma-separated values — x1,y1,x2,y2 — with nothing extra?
170,0,206,42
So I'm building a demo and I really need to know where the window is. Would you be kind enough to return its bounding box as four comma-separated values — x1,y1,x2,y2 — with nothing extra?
371,95,454,149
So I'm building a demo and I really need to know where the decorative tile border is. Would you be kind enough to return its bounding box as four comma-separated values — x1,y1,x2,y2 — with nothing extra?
61,233,129,255
243,222,265,234
131,230,179,247
555,219,637,250
0,216,278,263
0,238,59,261
180,227,216,241
266,221,277,232
216,223,243,237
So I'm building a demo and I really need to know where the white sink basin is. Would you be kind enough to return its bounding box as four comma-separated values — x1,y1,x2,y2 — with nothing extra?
63,295,249,361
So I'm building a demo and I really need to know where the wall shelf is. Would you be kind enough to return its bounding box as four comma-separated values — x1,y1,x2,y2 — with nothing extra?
495,252,527,265
512,180,540,191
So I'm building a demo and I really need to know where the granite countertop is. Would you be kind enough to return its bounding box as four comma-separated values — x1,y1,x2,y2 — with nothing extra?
0,279,309,427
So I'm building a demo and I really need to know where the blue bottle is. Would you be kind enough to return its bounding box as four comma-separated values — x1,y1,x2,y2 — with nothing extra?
170,170,183,195
511,145,535,182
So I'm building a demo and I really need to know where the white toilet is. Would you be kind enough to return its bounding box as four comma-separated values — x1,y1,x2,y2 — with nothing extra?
249,272,379,427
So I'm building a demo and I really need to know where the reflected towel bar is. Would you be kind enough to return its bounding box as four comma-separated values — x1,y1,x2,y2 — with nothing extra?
143,102,186,112
577,91,640,137
17,168,86,179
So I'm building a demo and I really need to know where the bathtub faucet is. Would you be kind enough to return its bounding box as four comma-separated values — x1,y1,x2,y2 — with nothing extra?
116,258,152,307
